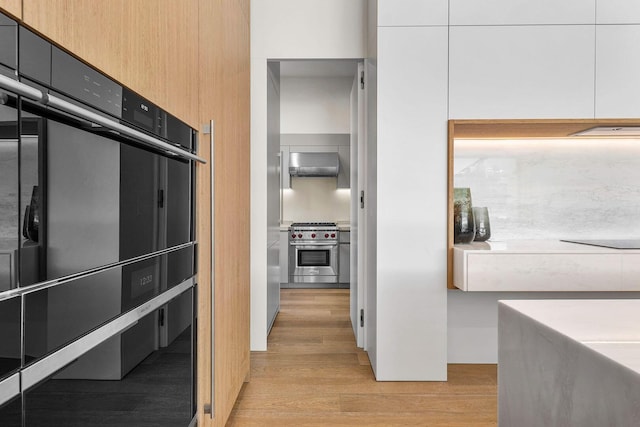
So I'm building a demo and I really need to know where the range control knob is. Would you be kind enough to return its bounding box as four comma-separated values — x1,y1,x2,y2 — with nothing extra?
291,234,296,239
311,233,316,238
324,233,329,238
331,233,336,238
298,234,302,238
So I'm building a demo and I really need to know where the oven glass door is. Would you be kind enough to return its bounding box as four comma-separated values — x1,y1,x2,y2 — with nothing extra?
298,249,331,267
290,244,338,283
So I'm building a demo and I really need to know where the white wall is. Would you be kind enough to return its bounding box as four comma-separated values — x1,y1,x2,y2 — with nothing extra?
250,0,366,351
281,76,354,134
252,0,366,59
250,59,269,350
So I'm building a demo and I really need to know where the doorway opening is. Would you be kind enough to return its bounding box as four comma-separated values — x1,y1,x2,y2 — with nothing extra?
265,59,369,350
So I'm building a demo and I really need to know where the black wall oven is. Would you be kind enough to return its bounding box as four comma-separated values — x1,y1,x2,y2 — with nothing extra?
0,12,203,426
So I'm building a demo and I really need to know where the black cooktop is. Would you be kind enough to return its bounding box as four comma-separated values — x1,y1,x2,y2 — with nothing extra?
561,239,640,249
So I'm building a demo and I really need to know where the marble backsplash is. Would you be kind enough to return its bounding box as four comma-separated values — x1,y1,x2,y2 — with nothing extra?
454,138,640,241
282,177,350,223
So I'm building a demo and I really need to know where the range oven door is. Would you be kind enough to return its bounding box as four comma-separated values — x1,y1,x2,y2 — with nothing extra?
289,243,338,283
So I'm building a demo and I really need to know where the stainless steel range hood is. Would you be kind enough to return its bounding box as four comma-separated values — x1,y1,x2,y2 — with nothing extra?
289,152,340,177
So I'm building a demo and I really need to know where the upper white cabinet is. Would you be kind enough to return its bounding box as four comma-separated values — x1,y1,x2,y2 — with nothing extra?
596,0,640,24
450,0,595,25
595,25,640,118
378,0,448,27
449,26,595,119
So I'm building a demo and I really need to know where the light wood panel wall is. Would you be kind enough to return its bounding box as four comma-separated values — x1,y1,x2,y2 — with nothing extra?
20,0,200,128
198,0,251,426
10,2,251,427
0,1,21,18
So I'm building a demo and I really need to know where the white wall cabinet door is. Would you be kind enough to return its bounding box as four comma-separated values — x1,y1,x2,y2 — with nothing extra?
595,25,640,118
279,231,289,284
337,145,350,189
449,25,595,119
267,240,280,334
376,26,448,380
596,0,640,24
378,0,448,27
450,0,595,25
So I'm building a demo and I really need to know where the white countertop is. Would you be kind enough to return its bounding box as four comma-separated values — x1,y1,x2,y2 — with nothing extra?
455,239,640,253
501,299,640,342
501,299,640,375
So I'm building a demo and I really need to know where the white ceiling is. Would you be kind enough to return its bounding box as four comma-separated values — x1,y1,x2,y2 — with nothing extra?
279,60,359,78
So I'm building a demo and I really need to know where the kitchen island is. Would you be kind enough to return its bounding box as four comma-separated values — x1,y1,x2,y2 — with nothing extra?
498,300,640,427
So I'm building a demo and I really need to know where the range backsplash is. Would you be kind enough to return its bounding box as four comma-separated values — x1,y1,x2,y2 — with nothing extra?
283,177,350,223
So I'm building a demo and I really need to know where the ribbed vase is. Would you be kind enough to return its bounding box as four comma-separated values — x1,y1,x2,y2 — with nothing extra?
453,187,475,244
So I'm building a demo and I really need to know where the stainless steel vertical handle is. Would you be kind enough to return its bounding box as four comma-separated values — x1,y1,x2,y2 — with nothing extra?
279,152,283,224
209,119,215,419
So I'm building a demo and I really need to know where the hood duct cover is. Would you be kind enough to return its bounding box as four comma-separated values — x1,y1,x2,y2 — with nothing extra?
289,152,340,177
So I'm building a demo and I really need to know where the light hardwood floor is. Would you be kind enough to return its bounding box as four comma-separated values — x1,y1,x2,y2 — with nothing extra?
226,289,497,426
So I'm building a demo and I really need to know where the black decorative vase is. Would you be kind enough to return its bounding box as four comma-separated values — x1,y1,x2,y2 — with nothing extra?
453,188,475,244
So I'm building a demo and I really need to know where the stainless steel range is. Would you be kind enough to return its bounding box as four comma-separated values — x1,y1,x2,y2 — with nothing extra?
289,222,339,284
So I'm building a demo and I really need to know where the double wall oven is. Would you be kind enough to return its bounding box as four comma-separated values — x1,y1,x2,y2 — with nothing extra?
289,222,339,284
0,12,203,427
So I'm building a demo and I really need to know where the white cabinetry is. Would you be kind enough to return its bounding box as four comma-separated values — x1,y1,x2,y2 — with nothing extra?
280,146,290,189
376,26,448,380
378,0,448,27
279,230,289,284
596,0,640,24
453,241,640,292
267,241,280,333
449,26,595,119
339,231,350,285
450,0,595,25
595,25,640,118
337,146,350,189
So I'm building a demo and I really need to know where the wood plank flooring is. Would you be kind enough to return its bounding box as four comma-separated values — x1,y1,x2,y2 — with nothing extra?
226,289,497,426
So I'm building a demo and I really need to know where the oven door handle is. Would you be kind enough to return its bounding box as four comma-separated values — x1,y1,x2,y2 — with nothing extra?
290,242,338,247
0,74,206,164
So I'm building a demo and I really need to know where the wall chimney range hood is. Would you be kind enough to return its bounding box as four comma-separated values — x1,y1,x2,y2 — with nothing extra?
289,152,340,177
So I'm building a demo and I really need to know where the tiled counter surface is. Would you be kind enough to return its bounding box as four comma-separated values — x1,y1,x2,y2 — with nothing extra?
499,300,640,427
280,222,292,232
453,239,640,291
